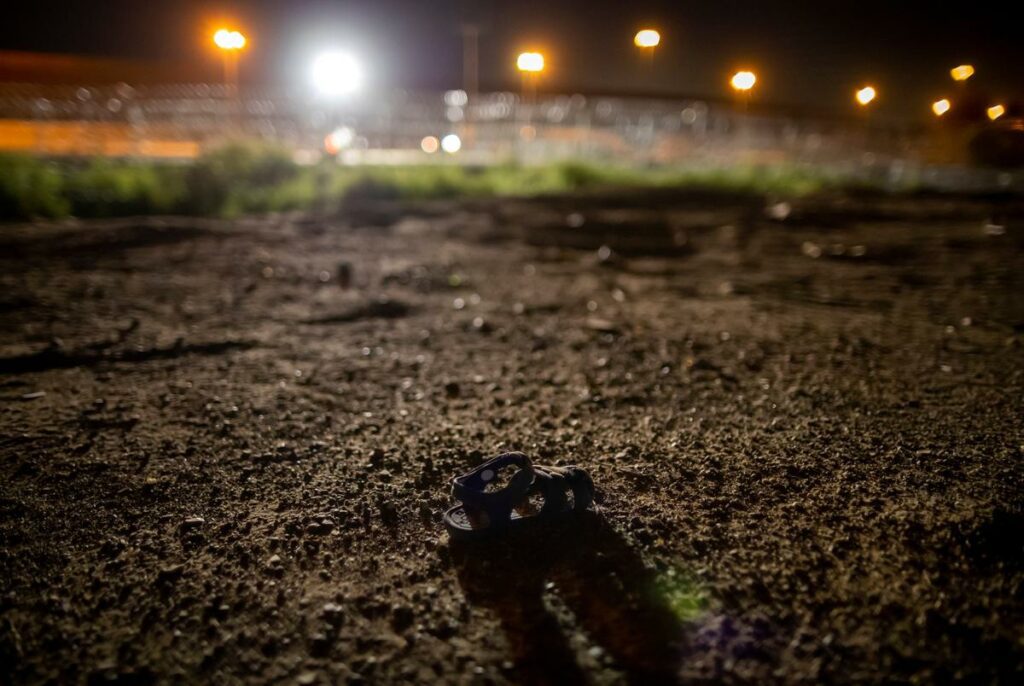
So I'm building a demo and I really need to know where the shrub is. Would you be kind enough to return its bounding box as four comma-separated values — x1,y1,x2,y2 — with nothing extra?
0,154,68,220
184,141,299,215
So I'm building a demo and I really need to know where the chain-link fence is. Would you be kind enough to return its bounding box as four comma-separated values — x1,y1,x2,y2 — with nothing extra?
1,83,1020,191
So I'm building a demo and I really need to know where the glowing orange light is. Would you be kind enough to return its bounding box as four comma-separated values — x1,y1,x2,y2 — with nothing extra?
932,99,951,116
420,136,440,153
516,52,545,73
950,64,974,82
855,86,877,106
213,28,246,51
634,29,661,49
730,70,756,91
987,104,1005,121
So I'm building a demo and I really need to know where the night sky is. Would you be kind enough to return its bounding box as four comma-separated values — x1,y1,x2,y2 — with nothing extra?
1,0,1020,117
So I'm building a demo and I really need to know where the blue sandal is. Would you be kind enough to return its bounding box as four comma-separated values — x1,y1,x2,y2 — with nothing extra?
443,453,595,540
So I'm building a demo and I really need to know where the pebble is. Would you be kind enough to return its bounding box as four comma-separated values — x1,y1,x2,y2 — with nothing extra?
180,516,205,531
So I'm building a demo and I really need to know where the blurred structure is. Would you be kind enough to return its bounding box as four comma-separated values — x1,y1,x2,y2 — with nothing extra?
0,81,1020,190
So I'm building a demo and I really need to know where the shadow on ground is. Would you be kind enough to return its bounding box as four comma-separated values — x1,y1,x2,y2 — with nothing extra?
452,512,703,685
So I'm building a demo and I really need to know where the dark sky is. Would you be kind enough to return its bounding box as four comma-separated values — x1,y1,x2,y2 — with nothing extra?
1,0,1021,117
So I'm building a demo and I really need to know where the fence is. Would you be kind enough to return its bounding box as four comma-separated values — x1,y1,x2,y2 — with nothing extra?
0,83,1020,192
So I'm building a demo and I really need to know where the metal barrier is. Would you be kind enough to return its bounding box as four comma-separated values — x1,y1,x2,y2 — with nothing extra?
0,83,1020,191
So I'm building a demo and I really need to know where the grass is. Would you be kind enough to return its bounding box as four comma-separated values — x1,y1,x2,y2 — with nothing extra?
653,565,710,623
1,142,840,222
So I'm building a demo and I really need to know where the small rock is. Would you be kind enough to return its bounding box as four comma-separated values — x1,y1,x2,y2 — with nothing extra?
391,604,415,631
309,632,332,657
157,564,184,584
337,262,353,288
180,516,205,531
321,602,345,627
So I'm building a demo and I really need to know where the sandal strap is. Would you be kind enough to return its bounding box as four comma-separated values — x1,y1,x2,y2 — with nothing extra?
535,465,594,512
451,452,535,527
530,468,569,515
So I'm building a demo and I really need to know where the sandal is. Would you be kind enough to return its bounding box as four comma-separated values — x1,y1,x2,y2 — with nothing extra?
443,453,595,540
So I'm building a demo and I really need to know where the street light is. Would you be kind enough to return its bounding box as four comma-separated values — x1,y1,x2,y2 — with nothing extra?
987,104,1005,121
212,28,246,97
855,86,877,106
634,29,661,48
730,70,756,92
311,52,362,98
950,65,975,82
932,98,951,116
213,29,246,51
516,52,545,102
516,52,545,73
634,29,660,75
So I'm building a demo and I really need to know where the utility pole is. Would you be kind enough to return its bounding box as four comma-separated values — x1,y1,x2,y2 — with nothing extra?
461,23,480,149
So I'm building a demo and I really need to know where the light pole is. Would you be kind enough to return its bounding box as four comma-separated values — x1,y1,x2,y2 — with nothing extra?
634,29,661,75
730,70,756,110
516,52,545,103
213,29,246,98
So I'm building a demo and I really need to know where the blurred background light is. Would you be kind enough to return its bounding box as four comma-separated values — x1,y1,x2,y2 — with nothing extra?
213,29,246,51
634,30,661,49
444,90,468,107
441,133,462,153
323,126,354,154
516,52,545,73
730,71,756,91
420,135,440,153
950,64,975,82
932,98,951,116
987,104,1005,121
311,51,362,97
855,86,877,106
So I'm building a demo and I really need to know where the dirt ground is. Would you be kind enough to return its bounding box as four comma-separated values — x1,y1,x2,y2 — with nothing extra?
1,188,1022,685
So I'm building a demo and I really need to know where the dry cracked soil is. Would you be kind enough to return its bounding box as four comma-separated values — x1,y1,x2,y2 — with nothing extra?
1,188,1022,685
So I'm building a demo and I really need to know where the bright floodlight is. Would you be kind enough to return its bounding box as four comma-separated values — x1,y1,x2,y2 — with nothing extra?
950,64,975,82
517,52,545,73
634,29,661,48
214,29,246,51
311,52,362,97
855,86,877,106
987,104,1005,121
730,70,756,91
441,134,462,154
932,98,951,116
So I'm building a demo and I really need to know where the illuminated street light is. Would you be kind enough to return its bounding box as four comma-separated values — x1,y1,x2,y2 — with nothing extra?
441,133,462,154
855,86,877,106
311,52,362,97
212,28,246,99
516,52,545,73
987,104,1006,121
634,29,661,49
730,70,756,92
950,64,975,82
932,98,951,116
516,52,545,103
213,29,246,51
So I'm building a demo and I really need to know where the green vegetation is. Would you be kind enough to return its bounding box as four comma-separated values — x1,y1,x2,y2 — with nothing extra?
1,142,840,222
653,566,710,623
